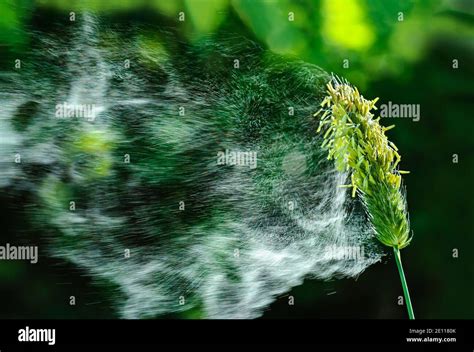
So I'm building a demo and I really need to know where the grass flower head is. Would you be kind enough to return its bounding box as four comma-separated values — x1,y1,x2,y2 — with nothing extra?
315,76,412,250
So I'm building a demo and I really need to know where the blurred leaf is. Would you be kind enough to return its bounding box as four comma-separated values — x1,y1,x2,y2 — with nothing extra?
0,0,30,48
232,0,307,55
184,0,229,37
152,0,182,16
36,0,145,12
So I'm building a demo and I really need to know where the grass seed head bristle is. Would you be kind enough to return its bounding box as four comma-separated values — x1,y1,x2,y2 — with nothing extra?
315,77,412,249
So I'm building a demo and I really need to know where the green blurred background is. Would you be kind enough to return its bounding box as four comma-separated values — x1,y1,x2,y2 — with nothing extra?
0,0,473,318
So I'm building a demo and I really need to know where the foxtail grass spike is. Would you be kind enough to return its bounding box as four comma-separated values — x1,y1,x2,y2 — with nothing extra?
315,76,415,319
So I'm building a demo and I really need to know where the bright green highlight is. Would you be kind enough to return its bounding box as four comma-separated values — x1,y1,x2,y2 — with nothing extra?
322,0,375,51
